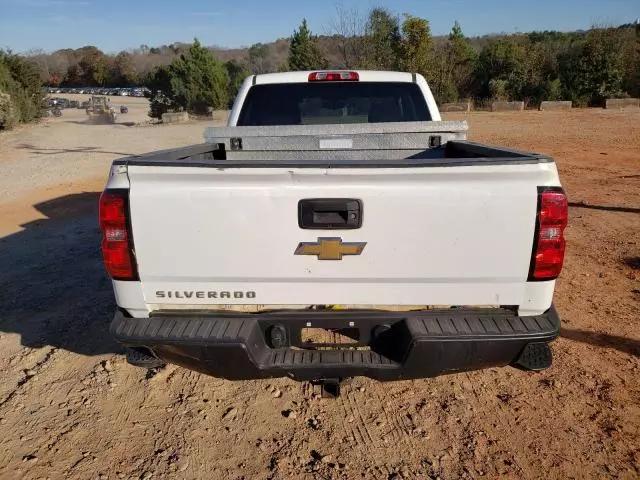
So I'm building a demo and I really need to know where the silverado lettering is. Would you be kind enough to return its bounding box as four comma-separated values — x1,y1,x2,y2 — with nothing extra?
155,291,257,299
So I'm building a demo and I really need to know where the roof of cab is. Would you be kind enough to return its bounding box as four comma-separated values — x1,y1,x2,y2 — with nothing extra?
253,70,417,85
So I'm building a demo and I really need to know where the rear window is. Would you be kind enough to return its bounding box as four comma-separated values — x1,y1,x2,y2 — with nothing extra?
237,82,431,126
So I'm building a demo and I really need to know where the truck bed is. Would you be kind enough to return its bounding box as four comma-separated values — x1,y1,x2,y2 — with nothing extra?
112,121,549,167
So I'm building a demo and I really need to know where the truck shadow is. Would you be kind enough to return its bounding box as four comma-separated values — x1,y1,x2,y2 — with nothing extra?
561,328,639,357
568,201,640,214
62,120,138,127
14,143,134,157
0,192,121,356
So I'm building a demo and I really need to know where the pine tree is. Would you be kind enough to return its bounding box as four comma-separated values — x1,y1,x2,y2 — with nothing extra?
447,21,476,100
365,8,402,70
288,19,328,71
168,39,229,113
225,60,249,102
576,29,625,104
400,15,432,77
449,22,475,67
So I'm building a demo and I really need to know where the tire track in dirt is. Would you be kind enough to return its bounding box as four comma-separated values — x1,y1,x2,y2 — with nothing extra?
371,387,405,445
0,347,57,408
337,381,422,459
46,421,81,453
378,384,419,448
339,386,375,448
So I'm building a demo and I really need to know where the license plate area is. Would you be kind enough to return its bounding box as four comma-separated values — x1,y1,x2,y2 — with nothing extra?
301,327,360,348
259,314,400,351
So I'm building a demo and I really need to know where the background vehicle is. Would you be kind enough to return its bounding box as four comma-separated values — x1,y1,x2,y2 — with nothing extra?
86,95,116,123
48,97,70,109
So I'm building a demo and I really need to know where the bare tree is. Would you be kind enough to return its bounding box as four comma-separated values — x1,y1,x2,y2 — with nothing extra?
25,49,51,83
49,52,70,81
248,43,278,74
327,1,367,69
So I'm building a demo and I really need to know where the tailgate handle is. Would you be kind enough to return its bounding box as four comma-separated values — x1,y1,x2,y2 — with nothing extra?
298,199,362,230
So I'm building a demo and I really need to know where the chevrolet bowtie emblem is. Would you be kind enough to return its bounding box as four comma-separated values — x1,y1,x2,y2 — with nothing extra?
294,237,367,261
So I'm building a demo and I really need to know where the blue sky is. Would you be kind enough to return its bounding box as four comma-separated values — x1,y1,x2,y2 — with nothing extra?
0,0,637,53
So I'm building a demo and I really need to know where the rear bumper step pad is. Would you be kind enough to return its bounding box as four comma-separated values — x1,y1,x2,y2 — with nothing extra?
111,307,560,381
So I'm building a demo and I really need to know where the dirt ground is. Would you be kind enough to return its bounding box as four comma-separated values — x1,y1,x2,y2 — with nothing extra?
0,106,638,480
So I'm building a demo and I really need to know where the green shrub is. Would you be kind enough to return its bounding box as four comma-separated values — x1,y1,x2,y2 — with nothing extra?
489,79,509,100
0,92,17,129
0,50,45,129
144,40,229,119
545,78,563,101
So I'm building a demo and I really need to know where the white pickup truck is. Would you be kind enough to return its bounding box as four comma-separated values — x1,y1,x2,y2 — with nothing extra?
101,71,567,390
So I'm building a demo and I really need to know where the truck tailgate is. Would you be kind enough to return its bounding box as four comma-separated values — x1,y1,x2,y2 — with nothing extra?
126,162,559,309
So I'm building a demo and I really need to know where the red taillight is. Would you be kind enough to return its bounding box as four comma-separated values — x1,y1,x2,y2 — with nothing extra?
530,189,568,280
99,190,137,280
308,71,359,82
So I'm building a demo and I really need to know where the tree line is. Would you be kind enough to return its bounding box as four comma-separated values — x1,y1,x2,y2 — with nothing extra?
2,7,639,126
292,9,639,108
144,11,640,118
